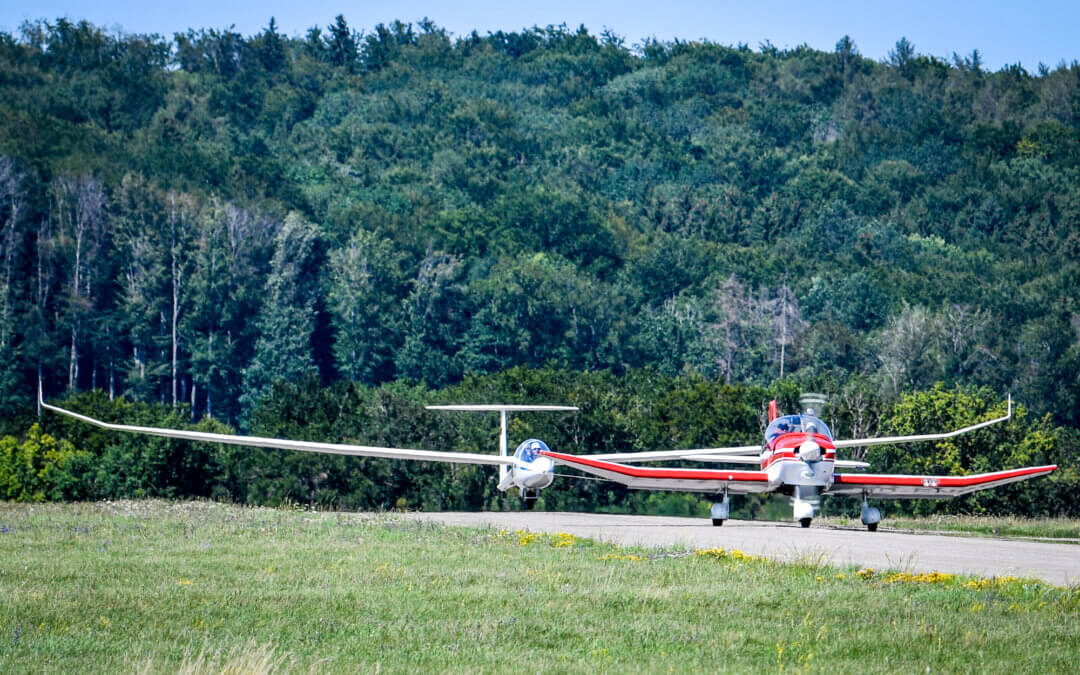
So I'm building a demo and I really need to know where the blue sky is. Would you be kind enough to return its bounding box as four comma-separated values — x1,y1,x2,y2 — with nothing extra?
2,0,1076,72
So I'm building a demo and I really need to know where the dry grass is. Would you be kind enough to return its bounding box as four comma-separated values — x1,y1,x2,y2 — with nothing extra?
135,642,291,675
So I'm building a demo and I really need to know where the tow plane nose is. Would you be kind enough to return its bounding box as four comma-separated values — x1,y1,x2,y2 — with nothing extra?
798,439,821,462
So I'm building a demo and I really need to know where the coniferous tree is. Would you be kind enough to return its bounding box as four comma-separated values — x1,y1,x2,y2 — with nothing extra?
326,15,357,71
239,211,321,424
395,251,467,387
185,201,228,418
116,176,166,402
326,229,404,384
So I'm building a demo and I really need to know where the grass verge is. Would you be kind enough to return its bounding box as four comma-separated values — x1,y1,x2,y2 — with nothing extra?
818,514,1080,540
1,500,1077,673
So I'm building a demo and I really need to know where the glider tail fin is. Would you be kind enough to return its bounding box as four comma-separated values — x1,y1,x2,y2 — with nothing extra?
425,404,577,495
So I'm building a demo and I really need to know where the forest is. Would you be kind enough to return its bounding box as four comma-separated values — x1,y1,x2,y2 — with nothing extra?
0,17,1077,515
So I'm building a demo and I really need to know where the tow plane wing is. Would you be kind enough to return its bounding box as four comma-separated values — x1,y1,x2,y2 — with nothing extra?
827,465,1057,499
832,395,1013,450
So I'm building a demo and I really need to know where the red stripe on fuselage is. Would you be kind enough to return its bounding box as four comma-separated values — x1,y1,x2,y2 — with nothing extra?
768,433,835,452
542,451,770,482
761,451,835,470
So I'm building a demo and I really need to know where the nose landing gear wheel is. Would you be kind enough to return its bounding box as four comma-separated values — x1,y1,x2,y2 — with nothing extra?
799,518,812,528
522,489,540,510
711,518,724,527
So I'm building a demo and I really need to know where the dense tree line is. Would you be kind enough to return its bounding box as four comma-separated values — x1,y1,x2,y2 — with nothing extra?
0,17,1077,514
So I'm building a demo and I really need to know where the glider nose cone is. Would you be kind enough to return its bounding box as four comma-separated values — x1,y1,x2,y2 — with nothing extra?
798,440,822,462
516,456,555,489
531,456,554,474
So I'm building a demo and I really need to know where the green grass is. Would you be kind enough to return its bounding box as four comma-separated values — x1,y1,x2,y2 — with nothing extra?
1,501,1078,673
818,514,1080,540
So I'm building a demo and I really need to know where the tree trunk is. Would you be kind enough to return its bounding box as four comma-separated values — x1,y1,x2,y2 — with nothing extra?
171,201,178,406
172,283,178,406
69,324,78,391
207,329,214,419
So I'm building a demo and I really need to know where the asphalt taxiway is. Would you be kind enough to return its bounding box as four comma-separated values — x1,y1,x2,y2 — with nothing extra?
403,511,1079,585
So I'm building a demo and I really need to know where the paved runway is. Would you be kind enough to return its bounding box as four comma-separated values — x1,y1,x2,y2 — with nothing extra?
403,511,1080,585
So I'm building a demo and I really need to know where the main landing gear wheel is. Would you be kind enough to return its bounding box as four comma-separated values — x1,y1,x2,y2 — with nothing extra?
799,518,812,528
710,492,729,527
860,496,881,532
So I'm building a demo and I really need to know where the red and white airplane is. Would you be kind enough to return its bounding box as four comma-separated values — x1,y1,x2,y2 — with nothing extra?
40,391,1056,531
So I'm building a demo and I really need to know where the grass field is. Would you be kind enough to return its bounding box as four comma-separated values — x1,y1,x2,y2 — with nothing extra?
1,501,1078,673
817,514,1080,540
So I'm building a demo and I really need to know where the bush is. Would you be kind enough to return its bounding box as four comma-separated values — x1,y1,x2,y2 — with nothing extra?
0,424,91,501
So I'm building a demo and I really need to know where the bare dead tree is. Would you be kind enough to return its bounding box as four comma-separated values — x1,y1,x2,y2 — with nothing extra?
167,192,194,406
876,303,944,394
831,378,883,461
0,157,25,350
54,175,106,392
33,213,58,415
706,275,803,384
772,280,805,379
707,275,745,383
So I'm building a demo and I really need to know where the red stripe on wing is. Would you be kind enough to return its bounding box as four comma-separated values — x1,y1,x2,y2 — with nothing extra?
833,465,1056,488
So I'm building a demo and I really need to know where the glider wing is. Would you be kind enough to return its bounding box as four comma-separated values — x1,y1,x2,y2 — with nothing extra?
40,399,513,466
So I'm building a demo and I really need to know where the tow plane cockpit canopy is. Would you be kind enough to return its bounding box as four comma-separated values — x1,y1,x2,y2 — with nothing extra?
765,414,832,443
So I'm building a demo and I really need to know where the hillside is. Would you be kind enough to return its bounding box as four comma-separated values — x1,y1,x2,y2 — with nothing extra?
0,18,1077,516
1,17,1078,423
